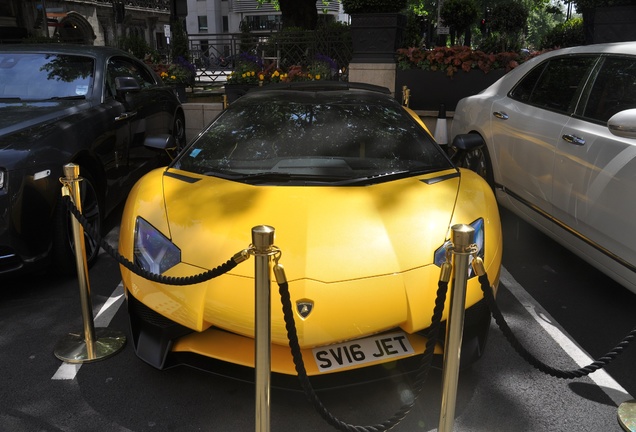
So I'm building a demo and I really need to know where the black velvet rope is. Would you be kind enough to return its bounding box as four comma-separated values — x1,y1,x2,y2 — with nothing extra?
278,278,449,432
479,273,636,379
65,190,636,425
63,195,238,285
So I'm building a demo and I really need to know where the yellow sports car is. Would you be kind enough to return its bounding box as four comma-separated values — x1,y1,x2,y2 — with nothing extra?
119,82,502,378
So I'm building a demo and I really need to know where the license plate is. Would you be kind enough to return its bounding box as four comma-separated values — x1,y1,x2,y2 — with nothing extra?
312,331,415,372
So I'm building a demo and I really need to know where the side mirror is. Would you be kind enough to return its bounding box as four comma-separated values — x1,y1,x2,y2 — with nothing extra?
115,76,141,93
451,134,485,151
114,76,141,108
144,134,175,150
608,109,636,139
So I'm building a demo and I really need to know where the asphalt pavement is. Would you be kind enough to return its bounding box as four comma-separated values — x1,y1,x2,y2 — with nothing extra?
0,222,634,431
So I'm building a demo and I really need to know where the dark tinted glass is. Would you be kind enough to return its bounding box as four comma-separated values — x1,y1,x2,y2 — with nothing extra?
174,91,451,185
510,56,597,114
0,53,94,100
106,57,156,97
582,56,636,122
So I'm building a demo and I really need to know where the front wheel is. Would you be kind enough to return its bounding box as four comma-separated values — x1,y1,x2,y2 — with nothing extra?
52,172,102,275
166,112,186,160
454,139,495,189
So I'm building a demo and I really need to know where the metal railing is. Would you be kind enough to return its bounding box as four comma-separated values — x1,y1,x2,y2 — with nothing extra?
92,0,171,10
188,28,352,83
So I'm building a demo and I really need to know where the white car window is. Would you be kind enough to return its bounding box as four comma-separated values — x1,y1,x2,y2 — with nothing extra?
510,56,598,114
581,56,636,123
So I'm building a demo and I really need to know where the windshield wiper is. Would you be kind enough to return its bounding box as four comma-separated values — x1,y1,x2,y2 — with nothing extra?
205,170,353,185
0,97,21,101
49,95,86,100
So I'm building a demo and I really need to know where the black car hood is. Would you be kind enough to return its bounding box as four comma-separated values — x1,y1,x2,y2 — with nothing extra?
0,100,89,146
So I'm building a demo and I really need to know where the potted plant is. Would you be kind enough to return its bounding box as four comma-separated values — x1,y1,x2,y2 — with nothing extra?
342,0,408,63
224,52,264,103
150,55,195,103
225,53,339,104
395,45,544,110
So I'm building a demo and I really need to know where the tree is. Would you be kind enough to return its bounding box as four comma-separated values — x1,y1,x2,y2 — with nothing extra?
440,0,480,46
257,0,323,30
487,0,529,51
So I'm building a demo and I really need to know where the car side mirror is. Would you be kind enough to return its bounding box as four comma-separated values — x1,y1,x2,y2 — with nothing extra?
607,109,636,139
115,76,141,93
144,134,175,150
114,76,141,109
451,134,485,151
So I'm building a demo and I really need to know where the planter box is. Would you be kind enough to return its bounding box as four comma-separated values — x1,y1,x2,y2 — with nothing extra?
396,69,506,111
350,13,406,63
169,84,188,103
224,83,260,104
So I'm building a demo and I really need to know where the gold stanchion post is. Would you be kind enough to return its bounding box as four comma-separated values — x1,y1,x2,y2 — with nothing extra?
54,163,126,363
438,224,474,432
252,225,275,432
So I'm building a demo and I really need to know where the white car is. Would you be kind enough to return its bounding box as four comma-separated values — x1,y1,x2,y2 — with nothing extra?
451,42,636,293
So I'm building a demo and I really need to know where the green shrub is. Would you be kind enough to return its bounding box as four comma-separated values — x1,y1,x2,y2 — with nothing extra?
540,18,584,49
341,0,408,14
117,35,150,60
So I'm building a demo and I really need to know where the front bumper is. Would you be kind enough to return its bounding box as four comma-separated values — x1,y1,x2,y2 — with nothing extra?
126,290,493,377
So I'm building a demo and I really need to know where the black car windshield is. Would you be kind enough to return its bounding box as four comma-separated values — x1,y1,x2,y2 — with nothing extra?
0,53,94,101
173,91,452,185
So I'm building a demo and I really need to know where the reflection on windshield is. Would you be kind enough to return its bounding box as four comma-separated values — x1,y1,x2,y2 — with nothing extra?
173,96,451,185
0,53,94,100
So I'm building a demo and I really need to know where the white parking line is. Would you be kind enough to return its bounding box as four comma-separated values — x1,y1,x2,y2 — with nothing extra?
50,265,634,406
500,266,633,406
51,282,125,381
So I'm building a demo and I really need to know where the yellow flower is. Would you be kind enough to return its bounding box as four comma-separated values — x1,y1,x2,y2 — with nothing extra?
315,74,321,80
273,70,280,77
160,71,168,78
170,75,176,80
259,73,265,81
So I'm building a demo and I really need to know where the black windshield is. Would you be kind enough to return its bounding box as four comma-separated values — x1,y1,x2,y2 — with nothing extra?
173,90,452,185
0,53,94,101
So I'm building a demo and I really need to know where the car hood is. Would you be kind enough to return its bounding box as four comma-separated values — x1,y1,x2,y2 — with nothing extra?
161,168,460,283
0,101,88,145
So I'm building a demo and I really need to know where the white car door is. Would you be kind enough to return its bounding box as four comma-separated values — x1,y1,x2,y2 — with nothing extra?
492,55,599,216
552,55,636,268
490,96,564,212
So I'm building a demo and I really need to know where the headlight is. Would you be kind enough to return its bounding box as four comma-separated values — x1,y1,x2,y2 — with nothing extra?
434,218,484,278
134,217,181,274
0,170,5,189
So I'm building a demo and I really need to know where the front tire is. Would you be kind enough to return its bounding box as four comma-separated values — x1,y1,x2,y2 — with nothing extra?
455,138,495,189
52,172,102,275
172,112,186,151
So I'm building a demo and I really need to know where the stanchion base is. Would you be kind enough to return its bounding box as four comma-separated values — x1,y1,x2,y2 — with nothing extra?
54,327,127,364
619,400,636,432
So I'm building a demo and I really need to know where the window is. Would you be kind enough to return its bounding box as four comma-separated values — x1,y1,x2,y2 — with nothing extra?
0,53,94,100
244,15,281,31
198,16,208,32
106,57,155,98
510,56,598,114
174,96,451,185
581,56,636,123
222,16,229,33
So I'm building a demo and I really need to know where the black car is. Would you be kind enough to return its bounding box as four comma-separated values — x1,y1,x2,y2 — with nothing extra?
0,44,186,275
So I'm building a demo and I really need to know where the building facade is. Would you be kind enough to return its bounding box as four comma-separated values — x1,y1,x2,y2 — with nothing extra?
185,0,346,36
0,0,172,50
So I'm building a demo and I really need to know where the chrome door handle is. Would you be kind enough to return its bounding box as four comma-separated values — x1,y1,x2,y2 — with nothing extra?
115,111,137,121
493,111,509,120
562,134,585,146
